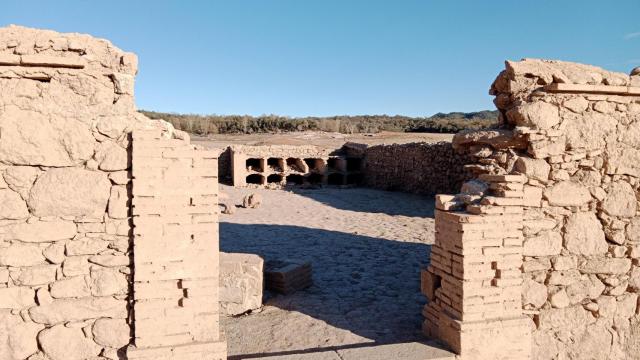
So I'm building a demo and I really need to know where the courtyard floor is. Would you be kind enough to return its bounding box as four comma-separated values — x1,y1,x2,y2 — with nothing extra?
219,185,452,359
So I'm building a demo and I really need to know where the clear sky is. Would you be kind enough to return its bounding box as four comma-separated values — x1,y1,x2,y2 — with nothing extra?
2,1,639,117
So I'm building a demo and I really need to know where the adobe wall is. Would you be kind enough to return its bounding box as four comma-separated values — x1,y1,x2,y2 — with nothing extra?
0,26,224,360
424,59,640,360
362,142,472,195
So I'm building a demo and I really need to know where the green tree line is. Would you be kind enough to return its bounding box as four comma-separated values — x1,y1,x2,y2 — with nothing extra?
140,110,499,135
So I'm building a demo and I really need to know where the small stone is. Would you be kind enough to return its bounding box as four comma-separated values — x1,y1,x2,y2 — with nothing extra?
522,279,547,308
602,181,637,218
29,297,127,325
12,264,57,286
62,256,90,277
88,254,129,267
4,220,77,243
507,101,560,130
552,256,577,271
28,168,111,218
242,193,262,209
0,243,45,267
66,238,109,256
36,287,53,305
108,171,130,185
579,258,631,275
514,157,550,182
90,268,127,296
219,200,236,215
3,166,41,199
564,97,589,113
92,318,130,348
550,289,570,308
0,287,36,309
0,189,29,219
49,276,91,298
95,141,128,171
107,185,129,219
523,230,562,256
564,212,607,256
38,324,101,360
544,181,591,206
43,242,66,264
0,313,43,359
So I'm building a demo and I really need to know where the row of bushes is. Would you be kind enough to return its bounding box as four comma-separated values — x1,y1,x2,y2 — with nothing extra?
140,110,499,135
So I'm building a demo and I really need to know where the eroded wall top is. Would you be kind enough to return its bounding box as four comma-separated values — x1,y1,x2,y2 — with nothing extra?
0,25,173,168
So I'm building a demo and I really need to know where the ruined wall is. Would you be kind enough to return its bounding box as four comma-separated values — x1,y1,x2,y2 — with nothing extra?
424,59,640,360
0,26,223,360
362,142,472,195
127,130,225,359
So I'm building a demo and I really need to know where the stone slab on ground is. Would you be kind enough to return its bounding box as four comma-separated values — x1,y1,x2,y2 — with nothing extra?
264,259,312,294
235,342,455,360
220,252,264,316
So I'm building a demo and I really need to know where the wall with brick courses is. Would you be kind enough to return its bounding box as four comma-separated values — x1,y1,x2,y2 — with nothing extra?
127,129,225,359
423,174,531,359
424,59,640,360
362,142,472,195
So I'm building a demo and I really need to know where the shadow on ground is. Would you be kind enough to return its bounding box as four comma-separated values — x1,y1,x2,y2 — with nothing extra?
289,187,436,218
221,223,433,353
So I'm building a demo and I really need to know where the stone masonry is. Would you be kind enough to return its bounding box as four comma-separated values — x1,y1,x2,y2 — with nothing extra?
0,26,225,360
230,144,364,188
361,142,472,195
424,59,640,359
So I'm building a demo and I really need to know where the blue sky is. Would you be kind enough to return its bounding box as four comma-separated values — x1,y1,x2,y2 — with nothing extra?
2,1,639,117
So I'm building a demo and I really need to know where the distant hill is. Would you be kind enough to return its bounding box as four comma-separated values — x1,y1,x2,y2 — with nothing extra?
140,110,499,135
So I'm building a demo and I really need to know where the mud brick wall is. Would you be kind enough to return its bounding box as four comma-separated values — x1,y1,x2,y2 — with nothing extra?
127,129,225,359
363,142,472,195
423,174,531,359
426,59,640,360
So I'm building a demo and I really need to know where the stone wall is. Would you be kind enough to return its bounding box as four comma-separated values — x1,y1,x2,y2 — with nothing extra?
0,26,224,360
424,59,640,360
362,142,472,195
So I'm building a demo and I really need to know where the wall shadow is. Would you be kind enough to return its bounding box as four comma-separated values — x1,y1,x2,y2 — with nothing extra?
220,223,432,347
289,187,436,218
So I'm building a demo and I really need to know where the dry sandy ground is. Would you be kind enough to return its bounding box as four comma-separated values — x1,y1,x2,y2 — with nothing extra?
192,130,453,150
219,184,438,358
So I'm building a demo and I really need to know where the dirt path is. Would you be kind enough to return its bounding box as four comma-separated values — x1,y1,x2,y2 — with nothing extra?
219,185,436,357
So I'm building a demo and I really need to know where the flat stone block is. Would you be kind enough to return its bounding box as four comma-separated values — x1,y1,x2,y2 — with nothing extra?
220,252,264,315
265,259,312,294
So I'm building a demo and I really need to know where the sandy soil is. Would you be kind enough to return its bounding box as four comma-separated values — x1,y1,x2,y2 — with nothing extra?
219,185,436,358
192,131,453,150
